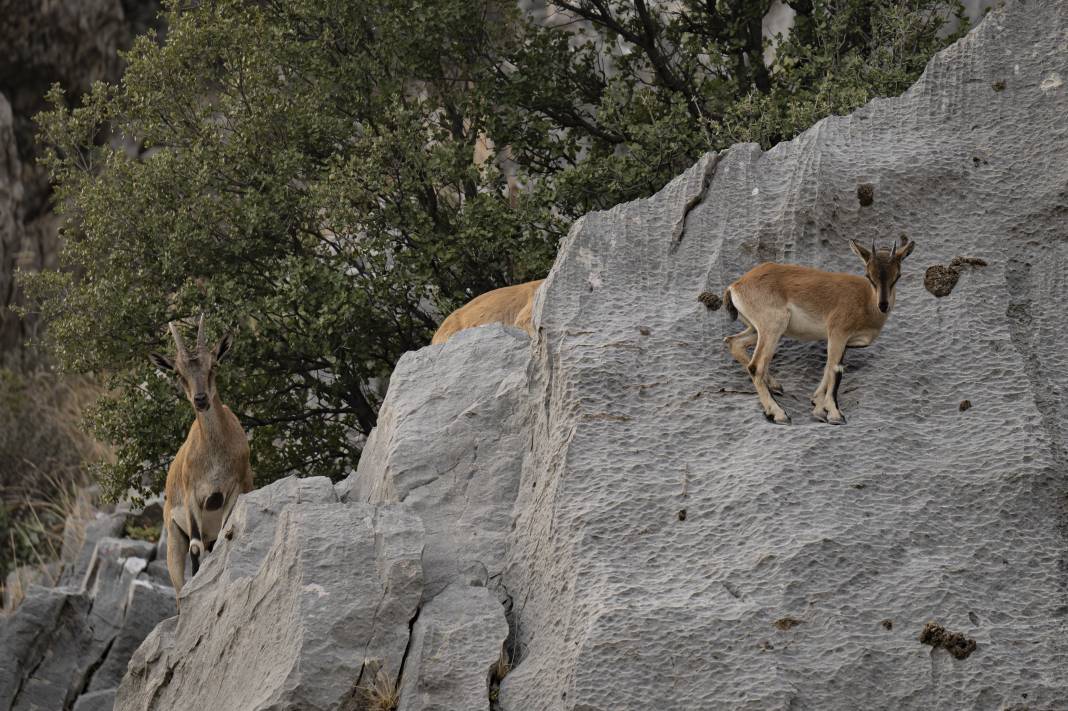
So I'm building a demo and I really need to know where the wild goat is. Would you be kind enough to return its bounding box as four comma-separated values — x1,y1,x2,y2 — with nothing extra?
149,316,253,600
431,279,544,344
723,236,915,425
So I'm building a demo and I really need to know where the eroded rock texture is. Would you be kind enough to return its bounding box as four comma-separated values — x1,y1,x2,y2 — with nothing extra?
115,478,425,711
0,509,175,711
67,2,1068,709
115,330,523,711
499,2,1068,709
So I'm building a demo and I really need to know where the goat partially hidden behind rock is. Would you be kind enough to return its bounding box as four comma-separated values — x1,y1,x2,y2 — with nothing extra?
723,236,915,424
149,316,253,601
431,279,543,345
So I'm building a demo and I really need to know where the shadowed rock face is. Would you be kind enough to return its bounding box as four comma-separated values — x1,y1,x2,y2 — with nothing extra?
0,0,162,360
498,2,1068,709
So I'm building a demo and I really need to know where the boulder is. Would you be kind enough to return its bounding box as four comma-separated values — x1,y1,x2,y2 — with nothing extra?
340,324,531,600
0,587,101,711
0,529,172,711
115,477,425,711
498,2,1068,709
397,581,509,711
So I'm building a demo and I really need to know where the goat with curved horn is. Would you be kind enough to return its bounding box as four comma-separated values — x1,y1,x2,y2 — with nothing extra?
149,315,253,604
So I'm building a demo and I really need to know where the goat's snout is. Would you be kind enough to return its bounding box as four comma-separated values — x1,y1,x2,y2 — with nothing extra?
193,393,209,410
878,301,889,313
204,491,225,511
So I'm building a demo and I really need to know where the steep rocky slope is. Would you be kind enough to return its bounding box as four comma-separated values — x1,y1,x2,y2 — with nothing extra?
105,1,1068,709
499,2,1068,708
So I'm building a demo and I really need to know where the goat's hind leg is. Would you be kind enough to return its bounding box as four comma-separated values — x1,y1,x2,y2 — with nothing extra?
726,326,782,394
748,319,790,424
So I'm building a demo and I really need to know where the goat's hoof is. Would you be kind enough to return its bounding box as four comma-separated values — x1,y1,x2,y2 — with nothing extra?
764,411,791,425
813,408,846,425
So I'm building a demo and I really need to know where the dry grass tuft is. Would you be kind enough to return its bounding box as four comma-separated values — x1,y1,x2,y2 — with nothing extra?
488,643,512,703
359,668,400,711
0,369,108,600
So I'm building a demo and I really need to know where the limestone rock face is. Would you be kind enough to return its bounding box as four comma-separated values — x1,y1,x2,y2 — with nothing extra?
15,2,1068,710
0,522,175,711
397,582,509,711
114,478,425,711
340,324,531,600
497,2,1068,709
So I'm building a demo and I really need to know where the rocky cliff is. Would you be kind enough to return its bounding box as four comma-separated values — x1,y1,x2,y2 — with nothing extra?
12,0,1067,709
498,1,1068,707
0,497,175,711
0,0,161,360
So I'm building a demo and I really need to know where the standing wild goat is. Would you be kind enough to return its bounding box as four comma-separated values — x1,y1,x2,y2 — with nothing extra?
431,279,543,344
723,236,915,425
149,316,253,600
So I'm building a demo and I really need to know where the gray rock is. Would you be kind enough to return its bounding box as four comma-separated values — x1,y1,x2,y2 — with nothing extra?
0,528,175,711
115,477,424,711
340,324,531,599
72,689,116,711
58,511,126,589
397,582,509,711
0,586,104,711
140,560,171,588
88,579,176,692
498,2,1068,709
2,561,60,609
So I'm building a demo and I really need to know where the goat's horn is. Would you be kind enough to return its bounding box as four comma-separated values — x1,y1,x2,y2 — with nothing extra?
870,238,876,257
168,321,187,357
196,313,207,352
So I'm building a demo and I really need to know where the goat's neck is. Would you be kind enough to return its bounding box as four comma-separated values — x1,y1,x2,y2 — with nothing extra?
195,393,231,444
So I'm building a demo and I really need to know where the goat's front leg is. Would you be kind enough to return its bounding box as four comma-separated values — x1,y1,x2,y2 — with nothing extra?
748,319,790,424
166,515,190,602
812,333,847,424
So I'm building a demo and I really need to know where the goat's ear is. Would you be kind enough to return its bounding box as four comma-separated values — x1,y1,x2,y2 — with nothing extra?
894,236,915,261
149,352,175,373
849,239,871,263
213,333,234,362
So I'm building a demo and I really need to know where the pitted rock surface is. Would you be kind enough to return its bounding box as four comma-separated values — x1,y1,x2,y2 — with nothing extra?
499,2,1068,709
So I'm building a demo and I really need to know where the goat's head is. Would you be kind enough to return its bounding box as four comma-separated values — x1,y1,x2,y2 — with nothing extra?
149,315,234,413
850,235,915,313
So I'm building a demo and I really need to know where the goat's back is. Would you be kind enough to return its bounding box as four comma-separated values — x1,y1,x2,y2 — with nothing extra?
432,279,544,344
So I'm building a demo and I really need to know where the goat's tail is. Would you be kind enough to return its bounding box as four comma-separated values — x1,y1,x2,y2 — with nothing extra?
724,288,738,321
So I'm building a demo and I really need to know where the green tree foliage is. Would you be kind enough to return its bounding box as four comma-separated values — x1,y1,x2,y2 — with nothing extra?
26,0,966,499
491,0,968,217
29,0,559,499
